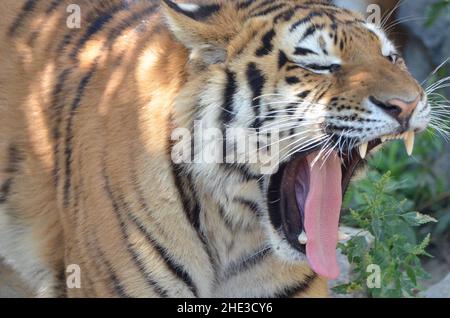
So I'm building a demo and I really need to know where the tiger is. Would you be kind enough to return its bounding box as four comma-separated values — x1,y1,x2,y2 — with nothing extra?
0,0,430,298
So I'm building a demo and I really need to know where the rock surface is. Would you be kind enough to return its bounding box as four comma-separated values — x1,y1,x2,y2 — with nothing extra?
399,0,450,67
421,273,450,298
398,0,450,99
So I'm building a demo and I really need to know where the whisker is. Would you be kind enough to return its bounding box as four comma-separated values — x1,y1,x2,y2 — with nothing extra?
256,129,324,152
380,0,406,29
421,58,450,86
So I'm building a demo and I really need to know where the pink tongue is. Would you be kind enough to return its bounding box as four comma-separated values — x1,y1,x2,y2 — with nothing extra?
303,152,342,279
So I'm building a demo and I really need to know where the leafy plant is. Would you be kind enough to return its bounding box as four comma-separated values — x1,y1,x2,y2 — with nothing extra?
335,172,437,297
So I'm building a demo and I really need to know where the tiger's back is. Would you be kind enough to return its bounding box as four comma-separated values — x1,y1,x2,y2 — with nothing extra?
0,0,202,297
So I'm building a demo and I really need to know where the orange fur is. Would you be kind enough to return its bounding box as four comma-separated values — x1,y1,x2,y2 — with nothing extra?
0,0,425,298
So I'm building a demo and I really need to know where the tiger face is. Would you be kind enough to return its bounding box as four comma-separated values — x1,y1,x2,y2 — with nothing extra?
166,0,430,279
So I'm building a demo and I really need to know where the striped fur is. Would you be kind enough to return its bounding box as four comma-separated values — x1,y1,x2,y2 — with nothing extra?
0,0,427,297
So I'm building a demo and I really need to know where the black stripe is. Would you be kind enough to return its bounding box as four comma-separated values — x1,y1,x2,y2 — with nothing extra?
172,164,202,233
52,68,72,186
164,0,220,21
234,197,263,217
256,29,276,57
286,76,300,85
220,70,237,125
285,103,297,116
27,30,40,47
304,1,338,9
278,50,288,69
75,154,128,298
294,47,318,56
62,5,158,204
267,163,287,230
45,0,64,14
26,0,64,45
222,248,271,281
171,161,217,280
220,163,261,183
129,166,201,298
0,179,12,204
315,84,331,101
8,0,38,37
273,7,300,24
246,63,266,130
248,0,274,13
91,233,130,298
105,5,158,45
70,180,94,298
218,205,235,231
297,90,311,99
102,170,169,297
5,145,23,174
63,66,97,207
274,273,317,298
305,63,332,71
69,3,129,60
251,3,287,17
121,196,199,297
170,160,218,284
286,64,303,71
0,145,24,204
300,24,324,41
290,12,323,32
55,262,67,298
237,0,254,10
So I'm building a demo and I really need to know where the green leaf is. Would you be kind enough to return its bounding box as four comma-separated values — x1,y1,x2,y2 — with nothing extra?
341,170,436,298
401,212,438,227
331,284,351,295
406,266,417,286
411,234,433,257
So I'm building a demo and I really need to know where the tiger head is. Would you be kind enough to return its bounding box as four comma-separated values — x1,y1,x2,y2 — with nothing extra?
164,0,430,279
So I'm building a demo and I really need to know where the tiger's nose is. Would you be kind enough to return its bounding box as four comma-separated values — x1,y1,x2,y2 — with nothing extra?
370,95,420,123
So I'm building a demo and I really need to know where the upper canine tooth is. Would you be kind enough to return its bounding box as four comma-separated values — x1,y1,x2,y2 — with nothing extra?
359,143,368,159
298,231,308,245
404,131,415,156
381,136,387,143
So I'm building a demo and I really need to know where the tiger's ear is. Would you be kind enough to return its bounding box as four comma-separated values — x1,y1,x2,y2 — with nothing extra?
162,0,240,64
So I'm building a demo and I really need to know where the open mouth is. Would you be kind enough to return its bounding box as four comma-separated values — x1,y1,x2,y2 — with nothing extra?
268,131,416,279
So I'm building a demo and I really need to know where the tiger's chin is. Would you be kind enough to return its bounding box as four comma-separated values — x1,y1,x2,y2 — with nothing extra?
267,139,382,279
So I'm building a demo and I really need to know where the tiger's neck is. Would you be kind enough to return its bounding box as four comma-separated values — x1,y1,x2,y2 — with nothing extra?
173,160,270,279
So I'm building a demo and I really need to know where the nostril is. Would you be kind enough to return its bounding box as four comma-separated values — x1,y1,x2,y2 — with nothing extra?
369,96,402,118
384,102,403,117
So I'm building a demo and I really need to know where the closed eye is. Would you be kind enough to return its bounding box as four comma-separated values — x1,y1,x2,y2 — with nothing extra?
301,63,341,73
387,53,400,64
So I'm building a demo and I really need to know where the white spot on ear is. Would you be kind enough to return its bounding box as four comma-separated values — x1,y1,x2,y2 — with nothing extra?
177,3,200,12
364,23,396,56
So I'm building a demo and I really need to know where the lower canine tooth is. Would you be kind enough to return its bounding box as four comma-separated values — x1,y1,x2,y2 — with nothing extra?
298,231,308,245
359,143,368,159
404,131,415,156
